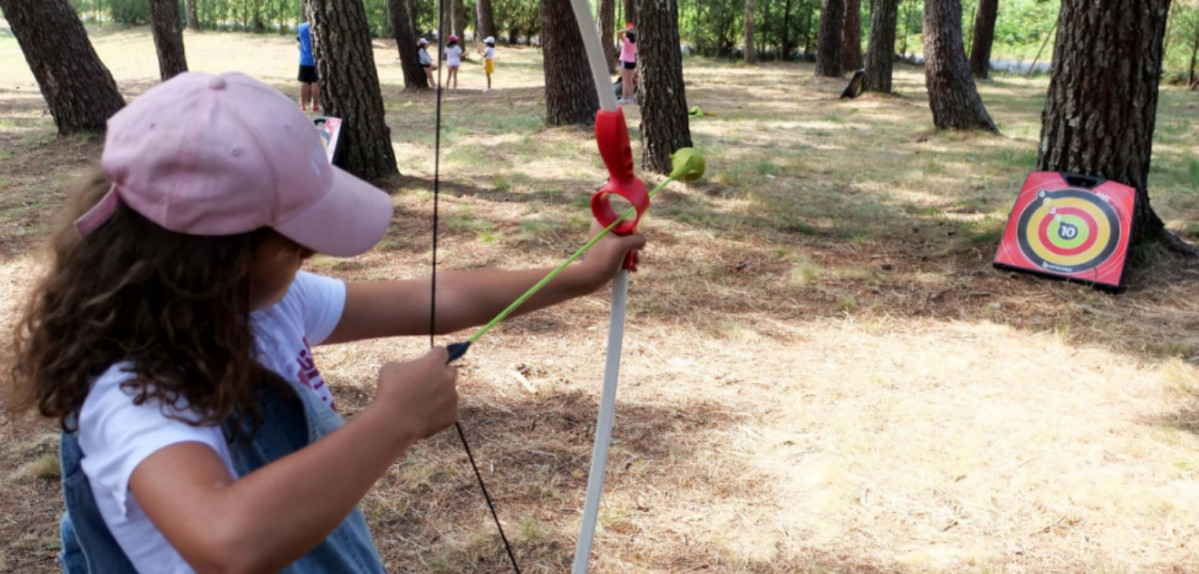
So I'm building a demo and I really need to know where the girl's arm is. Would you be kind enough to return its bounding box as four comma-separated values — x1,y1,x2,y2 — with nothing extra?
129,348,458,574
323,223,645,344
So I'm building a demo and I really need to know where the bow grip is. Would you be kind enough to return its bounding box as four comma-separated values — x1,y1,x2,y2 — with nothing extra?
592,109,649,269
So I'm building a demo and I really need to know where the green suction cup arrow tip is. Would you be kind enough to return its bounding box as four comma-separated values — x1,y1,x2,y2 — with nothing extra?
669,148,706,182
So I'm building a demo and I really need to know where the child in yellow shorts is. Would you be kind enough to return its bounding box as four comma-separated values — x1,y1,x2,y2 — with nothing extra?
478,36,496,93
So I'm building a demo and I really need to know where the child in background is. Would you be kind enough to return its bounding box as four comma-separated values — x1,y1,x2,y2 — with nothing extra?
12,71,645,574
477,36,496,93
444,35,463,91
418,38,438,89
616,23,637,105
296,20,320,111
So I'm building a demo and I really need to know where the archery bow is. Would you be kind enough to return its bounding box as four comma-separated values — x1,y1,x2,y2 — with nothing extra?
432,2,705,571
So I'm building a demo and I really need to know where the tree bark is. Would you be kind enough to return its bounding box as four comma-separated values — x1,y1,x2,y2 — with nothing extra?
452,0,466,40
307,0,399,179
863,0,898,92
624,0,636,25
186,0,198,28
923,0,998,133
389,0,428,90
149,0,188,80
638,0,691,174
745,0,757,63
1189,17,1199,88
540,0,599,126
476,0,496,42
843,0,862,70
1036,0,1175,248
815,0,845,77
968,0,998,79
599,0,619,72
0,0,125,135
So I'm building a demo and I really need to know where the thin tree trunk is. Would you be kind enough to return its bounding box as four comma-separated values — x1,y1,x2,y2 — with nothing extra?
599,0,619,72
1036,0,1177,250
782,0,794,60
624,0,636,24
863,0,898,92
452,0,466,40
746,0,757,63
476,0,496,42
815,0,845,77
923,0,998,133
149,0,189,80
968,0,997,79
843,0,862,70
0,0,125,135
307,0,399,178
1189,21,1199,88
1025,20,1056,76
389,0,428,89
639,0,692,173
186,0,198,28
541,0,599,126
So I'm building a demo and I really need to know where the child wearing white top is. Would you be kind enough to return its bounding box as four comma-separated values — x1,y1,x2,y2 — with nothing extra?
13,71,645,573
477,36,496,92
444,34,463,91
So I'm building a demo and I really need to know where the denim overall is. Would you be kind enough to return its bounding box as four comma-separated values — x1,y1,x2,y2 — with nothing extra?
57,381,387,573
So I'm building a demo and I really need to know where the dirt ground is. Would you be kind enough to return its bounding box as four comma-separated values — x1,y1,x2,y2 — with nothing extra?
1,26,1198,573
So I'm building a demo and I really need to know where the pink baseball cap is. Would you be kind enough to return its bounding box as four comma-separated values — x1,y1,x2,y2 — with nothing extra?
77,71,393,257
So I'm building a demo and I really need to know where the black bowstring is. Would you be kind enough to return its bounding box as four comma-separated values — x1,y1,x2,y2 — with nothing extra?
428,4,521,572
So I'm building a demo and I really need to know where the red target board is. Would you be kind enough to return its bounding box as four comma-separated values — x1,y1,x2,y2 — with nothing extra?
993,172,1135,290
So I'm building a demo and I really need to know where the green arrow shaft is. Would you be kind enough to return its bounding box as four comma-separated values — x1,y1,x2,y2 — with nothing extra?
465,175,676,344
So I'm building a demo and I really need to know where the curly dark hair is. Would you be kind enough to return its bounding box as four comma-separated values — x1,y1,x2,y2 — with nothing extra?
7,169,289,433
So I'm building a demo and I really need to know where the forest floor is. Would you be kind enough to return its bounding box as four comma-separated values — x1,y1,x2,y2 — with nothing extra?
2,26,1199,573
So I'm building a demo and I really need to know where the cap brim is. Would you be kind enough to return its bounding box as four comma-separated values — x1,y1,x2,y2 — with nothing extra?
273,167,393,257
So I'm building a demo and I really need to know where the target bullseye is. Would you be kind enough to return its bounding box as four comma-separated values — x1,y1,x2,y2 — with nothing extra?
1016,189,1119,273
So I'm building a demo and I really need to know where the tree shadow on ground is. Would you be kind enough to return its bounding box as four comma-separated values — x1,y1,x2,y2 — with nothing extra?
331,383,908,574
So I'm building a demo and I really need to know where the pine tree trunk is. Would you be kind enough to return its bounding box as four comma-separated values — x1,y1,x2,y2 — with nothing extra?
307,0,399,179
0,0,125,135
923,0,998,133
968,0,997,79
1036,0,1173,248
1188,20,1199,88
598,0,619,72
842,0,862,70
540,0,598,126
863,0,898,92
149,0,188,80
815,0,845,77
452,0,466,40
186,0,198,28
638,0,691,174
624,0,636,25
745,0,757,63
389,0,428,90
476,0,496,42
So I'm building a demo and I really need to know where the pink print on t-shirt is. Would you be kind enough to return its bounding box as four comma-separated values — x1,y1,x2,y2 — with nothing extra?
295,338,335,410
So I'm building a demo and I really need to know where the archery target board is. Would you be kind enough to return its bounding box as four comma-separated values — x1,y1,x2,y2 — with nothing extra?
993,172,1135,290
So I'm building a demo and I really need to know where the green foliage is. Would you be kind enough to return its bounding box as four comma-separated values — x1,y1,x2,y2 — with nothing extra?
109,0,149,25
1164,1,1199,80
679,0,823,59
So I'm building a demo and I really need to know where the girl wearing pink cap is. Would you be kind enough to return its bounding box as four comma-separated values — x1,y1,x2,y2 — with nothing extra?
8,71,643,573
616,23,638,105
444,35,463,91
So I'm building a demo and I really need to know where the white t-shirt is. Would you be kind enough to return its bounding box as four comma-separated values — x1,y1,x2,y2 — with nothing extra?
76,271,346,573
445,45,463,66
483,46,495,60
